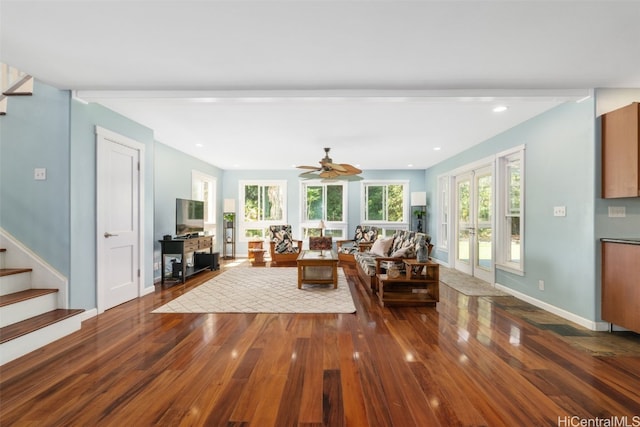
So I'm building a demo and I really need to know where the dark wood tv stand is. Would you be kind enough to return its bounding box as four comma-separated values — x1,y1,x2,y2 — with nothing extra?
159,235,218,285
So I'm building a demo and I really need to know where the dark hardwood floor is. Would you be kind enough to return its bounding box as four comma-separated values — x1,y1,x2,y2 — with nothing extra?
1,261,639,426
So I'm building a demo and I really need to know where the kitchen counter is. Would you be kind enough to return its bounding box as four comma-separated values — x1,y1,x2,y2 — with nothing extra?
600,238,640,245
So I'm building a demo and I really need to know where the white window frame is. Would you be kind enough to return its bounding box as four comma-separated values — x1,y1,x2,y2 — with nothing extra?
361,180,410,233
299,180,348,240
436,174,450,251
191,170,216,235
495,145,525,275
239,180,287,242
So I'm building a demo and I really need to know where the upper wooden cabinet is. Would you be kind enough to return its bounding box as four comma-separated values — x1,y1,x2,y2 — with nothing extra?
602,102,640,198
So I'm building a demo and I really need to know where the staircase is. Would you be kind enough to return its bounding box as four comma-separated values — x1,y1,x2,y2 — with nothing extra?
0,234,84,366
1,62,34,115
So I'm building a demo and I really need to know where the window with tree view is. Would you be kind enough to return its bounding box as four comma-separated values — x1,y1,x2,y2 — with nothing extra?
362,182,408,232
506,158,521,263
497,146,524,273
301,182,346,239
240,181,286,241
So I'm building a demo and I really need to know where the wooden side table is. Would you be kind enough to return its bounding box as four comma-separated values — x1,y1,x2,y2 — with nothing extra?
376,259,439,307
249,249,267,266
248,240,266,266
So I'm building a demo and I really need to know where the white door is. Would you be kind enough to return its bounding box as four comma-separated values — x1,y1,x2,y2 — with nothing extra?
96,127,143,312
454,166,493,283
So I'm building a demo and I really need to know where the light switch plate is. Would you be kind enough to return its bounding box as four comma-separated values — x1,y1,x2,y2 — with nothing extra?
34,168,46,180
553,206,566,217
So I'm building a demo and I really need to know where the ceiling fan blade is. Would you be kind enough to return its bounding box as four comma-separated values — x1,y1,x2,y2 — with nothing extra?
335,163,362,175
299,170,319,177
322,162,347,172
297,165,321,170
319,169,341,179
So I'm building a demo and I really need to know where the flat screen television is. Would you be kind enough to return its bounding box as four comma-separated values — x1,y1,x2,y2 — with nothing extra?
176,198,205,237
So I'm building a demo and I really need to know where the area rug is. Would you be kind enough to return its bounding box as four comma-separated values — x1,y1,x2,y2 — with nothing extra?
439,266,509,296
152,267,356,314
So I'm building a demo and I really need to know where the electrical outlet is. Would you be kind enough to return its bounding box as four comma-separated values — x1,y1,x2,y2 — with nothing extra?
553,206,566,217
34,168,46,180
608,206,626,218
538,280,545,291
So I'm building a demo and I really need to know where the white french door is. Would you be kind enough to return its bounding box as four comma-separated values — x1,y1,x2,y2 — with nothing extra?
454,165,493,283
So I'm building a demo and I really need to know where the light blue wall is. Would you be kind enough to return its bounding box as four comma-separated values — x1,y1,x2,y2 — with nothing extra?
0,81,71,276
70,98,155,309
153,142,223,280
426,100,599,321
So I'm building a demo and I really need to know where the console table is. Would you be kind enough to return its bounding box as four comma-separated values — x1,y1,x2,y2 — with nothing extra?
376,259,439,307
159,236,219,285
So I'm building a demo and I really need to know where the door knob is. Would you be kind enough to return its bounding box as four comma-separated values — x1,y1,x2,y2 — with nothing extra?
104,232,119,238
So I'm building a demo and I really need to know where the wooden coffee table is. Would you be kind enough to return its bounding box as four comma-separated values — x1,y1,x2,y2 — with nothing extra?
296,250,339,289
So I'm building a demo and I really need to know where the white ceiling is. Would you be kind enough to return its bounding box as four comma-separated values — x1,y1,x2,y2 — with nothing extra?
2,1,639,170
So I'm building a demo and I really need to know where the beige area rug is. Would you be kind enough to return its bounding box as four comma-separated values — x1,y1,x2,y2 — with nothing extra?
153,267,356,314
439,267,509,296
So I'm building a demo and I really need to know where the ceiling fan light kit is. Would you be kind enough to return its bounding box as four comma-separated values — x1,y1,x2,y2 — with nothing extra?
297,147,362,180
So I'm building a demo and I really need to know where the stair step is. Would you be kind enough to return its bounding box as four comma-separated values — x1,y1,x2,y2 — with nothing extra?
0,309,84,344
0,288,58,307
2,74,33,96
0,268,32,277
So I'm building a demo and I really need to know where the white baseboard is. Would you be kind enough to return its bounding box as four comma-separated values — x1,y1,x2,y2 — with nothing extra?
80,308,97,322
494,282,609,331
141,285,155,296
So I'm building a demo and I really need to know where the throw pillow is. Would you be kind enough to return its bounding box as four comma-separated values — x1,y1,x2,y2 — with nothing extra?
391,246,411,258
370,237,393,257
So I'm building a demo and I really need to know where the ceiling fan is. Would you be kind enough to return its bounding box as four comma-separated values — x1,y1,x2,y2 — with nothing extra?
297,147,362,180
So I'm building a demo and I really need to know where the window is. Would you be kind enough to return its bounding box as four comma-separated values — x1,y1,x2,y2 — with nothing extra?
362,181,409,234
239,180,286,241
191,170,216,235
300,181,347,239
437,175,450,250
496,146,525,274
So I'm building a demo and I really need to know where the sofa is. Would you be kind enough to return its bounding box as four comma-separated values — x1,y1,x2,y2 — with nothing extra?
335,225,378,265
354,230,432,293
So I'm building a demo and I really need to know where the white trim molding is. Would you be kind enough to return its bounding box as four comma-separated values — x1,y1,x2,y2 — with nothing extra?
495,282,609,331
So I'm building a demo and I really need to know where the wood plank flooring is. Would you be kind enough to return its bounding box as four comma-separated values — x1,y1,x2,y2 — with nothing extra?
1,261,639,426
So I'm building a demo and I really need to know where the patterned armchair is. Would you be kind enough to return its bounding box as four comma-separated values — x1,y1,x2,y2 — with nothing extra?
268,225,303,266
335,225,379,265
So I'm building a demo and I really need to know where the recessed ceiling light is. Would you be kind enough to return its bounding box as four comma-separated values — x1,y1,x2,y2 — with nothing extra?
433,147,441,151
408,164,414,168
493,105,508,113
195,143,204,148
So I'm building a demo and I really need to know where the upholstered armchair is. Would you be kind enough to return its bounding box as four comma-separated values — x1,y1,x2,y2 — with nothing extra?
335,225,379,265
268,225,303,266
